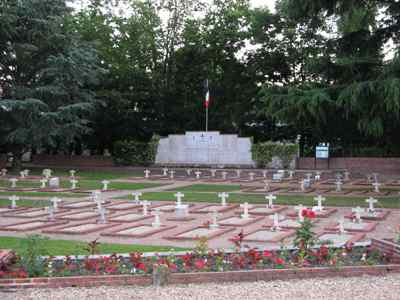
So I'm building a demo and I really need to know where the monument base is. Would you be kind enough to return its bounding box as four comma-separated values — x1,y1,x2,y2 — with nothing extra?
155,131,255,167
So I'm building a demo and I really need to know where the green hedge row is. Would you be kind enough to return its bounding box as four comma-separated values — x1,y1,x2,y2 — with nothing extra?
252,142,298,168
113,136,159,166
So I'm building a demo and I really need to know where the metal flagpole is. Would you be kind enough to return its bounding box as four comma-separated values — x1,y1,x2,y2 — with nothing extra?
206,105,208,132
205,79,209,132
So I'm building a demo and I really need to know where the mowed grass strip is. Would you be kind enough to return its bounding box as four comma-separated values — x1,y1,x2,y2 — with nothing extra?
0,198,51,207
167,184,242,192
116,192,400,209
0,191,87,198
0,236,189,256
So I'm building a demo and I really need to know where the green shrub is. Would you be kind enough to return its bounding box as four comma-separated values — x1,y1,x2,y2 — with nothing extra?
113,135,160,166
252,141,298,168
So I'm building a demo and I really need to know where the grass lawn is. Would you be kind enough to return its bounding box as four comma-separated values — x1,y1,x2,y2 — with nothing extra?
167,184,242,192
116,192,400,209
0,199,51,207
0,236,188,256
0,191,87,198
3,167,144,180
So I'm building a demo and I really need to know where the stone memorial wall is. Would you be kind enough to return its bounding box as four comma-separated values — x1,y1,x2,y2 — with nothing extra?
155,131,255,166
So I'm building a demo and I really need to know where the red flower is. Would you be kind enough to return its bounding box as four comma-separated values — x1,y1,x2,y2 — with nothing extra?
168,263,178,271
320,245,329,257
18,270,28,278
274,258,285,265
194,259,206,270
301,209,316,219
263,250,272,258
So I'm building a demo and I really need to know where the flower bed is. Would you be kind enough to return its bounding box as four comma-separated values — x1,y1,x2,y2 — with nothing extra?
371,239,400,264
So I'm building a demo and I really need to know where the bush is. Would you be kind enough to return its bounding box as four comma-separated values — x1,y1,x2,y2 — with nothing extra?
252,141,298,168
113,135,160,166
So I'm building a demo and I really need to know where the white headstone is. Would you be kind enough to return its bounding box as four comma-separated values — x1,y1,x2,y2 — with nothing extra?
141,200,151,216
19,171,26,179
23,169,30,177
132,191,142,203
42,169,52,179
315,171,321,181
174,192,185,208
366,197,378,212
210,169,217,177
50,197,62,211
40,178,48,189
265,193,276,208
240,202,252,219
101,180,110,191
1,168,8,176
69,170,76,178
169,170,175,179
218,192,229,206
186,168,192,176
305,173,313,180
209,209,220,229
70,179,78,189
144,169,151,179
352,206,364,223
194,171,202,180
9,195,19,209
262,170,268,178
343,171,350,181
162,168,168,176
48,177,60,188
9,178,18,188
372,182,381,193
151,208,162,228
313,195,326,211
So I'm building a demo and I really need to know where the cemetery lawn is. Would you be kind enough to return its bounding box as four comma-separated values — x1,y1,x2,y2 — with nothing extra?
0,191,86,198
167,184,242,192
0,236,188,256
117,192,400,208
0,199,51,207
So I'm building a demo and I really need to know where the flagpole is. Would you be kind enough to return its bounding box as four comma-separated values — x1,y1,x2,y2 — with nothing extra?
206,106,208,132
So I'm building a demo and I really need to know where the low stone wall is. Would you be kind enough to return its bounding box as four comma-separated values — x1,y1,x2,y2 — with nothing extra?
0,265,399,289
297,157,400,173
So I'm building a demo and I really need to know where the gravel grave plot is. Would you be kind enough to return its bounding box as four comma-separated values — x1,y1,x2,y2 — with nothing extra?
1,274,399,300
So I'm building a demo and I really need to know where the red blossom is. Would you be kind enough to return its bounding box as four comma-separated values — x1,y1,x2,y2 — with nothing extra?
18,270,28,278
136,262,147,272
274,258,285,265
301,209,316,219
263,250,272,258
194,259,206,270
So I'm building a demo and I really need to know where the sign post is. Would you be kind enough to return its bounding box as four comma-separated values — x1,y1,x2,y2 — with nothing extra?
315,143,330,169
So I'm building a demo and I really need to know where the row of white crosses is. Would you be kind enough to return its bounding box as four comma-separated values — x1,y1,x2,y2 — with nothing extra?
19,169,30,179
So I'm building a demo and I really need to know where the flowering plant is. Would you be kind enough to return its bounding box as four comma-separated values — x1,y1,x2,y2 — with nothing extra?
293,209,318,262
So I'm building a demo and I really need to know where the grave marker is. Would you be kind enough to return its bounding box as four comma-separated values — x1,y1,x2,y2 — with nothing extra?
352,206,364,223
101,180,110,191
69,170,76,178
288,170,294,179
314,195,326,211
266,193,277,208
19,171,25,179
162,168,169,176
195,171,202,180
9,178,18,188
132,191,142,203
221,171,228,180
210,169,217,177
174,192,185,208
45,206,55,221
169,170,175,179
144,169,151,179
240,202,252,219
70,179,78,189
366,197,378,213
218,192,229,206
248,172,255,181
40,178,47,189
50,197,62,211
1,168,7,176
335,180,343,192
186,168,192,176
262,170,268,178
9,195,19,209
372,182,381,193
98,207,108,224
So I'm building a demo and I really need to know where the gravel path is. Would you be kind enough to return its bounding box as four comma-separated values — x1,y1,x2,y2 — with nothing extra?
2,274,399,300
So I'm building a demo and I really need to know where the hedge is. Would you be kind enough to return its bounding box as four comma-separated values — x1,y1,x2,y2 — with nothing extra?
113,136,159,166
252,142,298,168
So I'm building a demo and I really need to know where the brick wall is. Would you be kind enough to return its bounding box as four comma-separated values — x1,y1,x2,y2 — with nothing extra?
297,157,400,173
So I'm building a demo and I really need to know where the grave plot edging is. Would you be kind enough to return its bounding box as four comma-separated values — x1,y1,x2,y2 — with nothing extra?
371,239,400,263
0,265,399,289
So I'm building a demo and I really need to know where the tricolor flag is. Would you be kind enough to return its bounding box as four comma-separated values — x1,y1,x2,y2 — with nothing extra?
204,79,210,108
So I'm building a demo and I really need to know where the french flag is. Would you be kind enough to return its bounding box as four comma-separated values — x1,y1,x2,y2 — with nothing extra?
204,79,210,108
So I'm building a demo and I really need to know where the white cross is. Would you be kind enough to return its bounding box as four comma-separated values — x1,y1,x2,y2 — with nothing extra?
210,169,217,177
195,171,202,179
288,170,294,179
264,180,270,192
43,169,52,179
132,191,142,203
221,171,228,180
338,218,346,234
40,179,48,189
366,197,378,212
91,190,102,202
314,195,326,211
144,169,151,179
262,170,268,178
9,178,18,188
19,171,25,179
295,204,305,222
240,202,252,219
174,192,185,207
186,169,192,176
372,182,381,193
23,169,30,177
315,171,321,181
101,180,110,191
1,168,7,176
98,207,108,224
271,213,281,231
69,170,76,178
45,206,55,221
169,170,175,179
151,208,162,228
9,195,19,209
265,193,276,208
209,208,220,229
236,170,241,177
335,180,342,192
70,179,78,189
305,173,312,180
343,171,350,181
50,197,62,211
248,172,255,181
162,168,168,176
218,192,229,206
140,200,151,216
352,206,364,223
